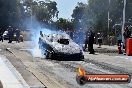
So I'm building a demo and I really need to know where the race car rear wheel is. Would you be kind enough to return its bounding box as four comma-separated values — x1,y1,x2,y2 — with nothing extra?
80,55,84,61
46,52,52,59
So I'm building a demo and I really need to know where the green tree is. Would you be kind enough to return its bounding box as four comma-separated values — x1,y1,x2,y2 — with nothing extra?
72,0,132,35
0,0,22,27
55,18,74,31
71,2,87,30
23,0,59,24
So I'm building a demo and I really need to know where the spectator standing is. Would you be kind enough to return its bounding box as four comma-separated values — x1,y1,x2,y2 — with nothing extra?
16,29,20,43
123,27,131,50
117,32,122,46
97,32,103,48
84,30,90,51
8,26,13,43
88,30,95,54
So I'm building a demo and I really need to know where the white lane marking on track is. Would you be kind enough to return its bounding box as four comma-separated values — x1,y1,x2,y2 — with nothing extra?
116,56,132,61
0,55,30,88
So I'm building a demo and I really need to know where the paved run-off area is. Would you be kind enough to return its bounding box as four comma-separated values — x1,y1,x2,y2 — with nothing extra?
0,41,132,88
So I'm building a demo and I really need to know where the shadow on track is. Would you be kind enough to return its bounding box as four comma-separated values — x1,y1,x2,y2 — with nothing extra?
47,57,85,61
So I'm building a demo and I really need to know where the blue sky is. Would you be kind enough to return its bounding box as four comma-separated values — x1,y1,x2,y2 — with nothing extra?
51,0,88,19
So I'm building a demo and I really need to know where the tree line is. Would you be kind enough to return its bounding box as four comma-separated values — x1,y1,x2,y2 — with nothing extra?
0,0,132,35
0,0,58,30
71,0,132,36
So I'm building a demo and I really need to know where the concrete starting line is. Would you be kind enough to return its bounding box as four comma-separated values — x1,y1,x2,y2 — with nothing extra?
0,55,30,88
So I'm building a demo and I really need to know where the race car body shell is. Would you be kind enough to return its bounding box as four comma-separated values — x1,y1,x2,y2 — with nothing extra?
38,33,84,59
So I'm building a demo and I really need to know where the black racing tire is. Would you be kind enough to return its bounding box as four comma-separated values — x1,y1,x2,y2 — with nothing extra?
80,55,84,61
46,52,54,59
46,52,51,59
